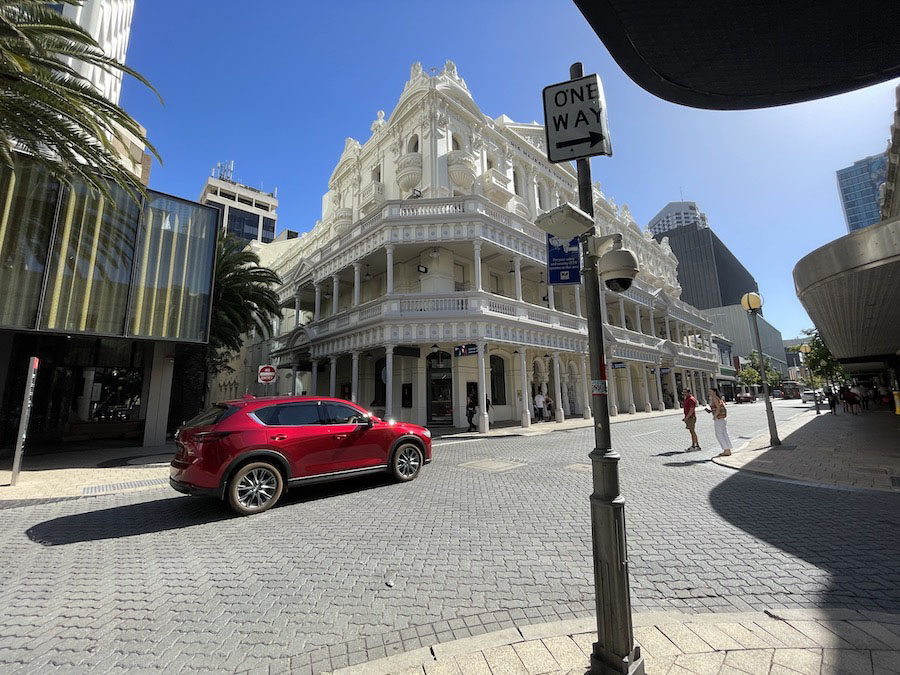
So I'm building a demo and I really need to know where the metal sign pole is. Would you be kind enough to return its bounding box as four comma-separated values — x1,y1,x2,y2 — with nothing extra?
570,61,644,675
10,356,40,487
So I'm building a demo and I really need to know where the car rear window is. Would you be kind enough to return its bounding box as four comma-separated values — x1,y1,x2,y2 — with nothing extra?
184,405,236,428
255,402,322,426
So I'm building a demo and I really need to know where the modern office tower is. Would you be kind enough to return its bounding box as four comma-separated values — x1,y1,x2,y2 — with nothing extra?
54,0,135,105
651,215,759,311
647,201,709,235
199,162,279,243
836,153,888,232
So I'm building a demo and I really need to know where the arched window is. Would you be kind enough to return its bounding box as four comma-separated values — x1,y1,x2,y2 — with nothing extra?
407,135,419,153
513,169,522,196
371,166,381,182
489,355,507,405
451,135,461,151
537,184,546,210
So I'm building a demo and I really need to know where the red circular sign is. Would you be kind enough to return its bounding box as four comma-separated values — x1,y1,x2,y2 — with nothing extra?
258,365,277,384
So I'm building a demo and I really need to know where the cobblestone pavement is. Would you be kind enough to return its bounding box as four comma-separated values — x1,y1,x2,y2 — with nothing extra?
1,401,898,673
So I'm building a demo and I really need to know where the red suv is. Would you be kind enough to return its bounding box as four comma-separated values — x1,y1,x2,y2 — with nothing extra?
170,396,432,515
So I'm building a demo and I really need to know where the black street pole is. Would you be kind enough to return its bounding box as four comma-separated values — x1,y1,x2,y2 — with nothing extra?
571,62,644,675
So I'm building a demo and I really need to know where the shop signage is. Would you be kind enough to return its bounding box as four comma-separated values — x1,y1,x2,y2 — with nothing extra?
453,344,479,357
611,362,626,369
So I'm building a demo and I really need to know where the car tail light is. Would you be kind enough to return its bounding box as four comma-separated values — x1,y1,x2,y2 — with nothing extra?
194,431,232,443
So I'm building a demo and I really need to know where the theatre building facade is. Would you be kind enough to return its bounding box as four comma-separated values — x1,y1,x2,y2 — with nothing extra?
0,155,218,451
217,62,718,430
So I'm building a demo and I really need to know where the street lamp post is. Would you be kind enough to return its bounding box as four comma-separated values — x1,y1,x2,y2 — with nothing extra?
741,292,781,445
798,343,821,414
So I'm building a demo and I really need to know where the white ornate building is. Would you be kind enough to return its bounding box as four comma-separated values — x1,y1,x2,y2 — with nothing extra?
214,62,718,431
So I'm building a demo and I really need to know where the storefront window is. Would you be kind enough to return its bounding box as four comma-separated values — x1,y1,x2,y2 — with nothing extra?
0,160,60,329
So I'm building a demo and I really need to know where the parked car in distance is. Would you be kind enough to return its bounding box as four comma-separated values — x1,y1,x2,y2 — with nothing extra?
170,396,432,515
772,389,784,399
801,390,824,403
735,392,756,403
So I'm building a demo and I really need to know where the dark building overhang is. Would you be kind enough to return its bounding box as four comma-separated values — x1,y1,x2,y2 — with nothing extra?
573,0,900,110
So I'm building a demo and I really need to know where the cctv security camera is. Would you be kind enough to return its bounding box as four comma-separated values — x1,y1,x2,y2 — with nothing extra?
599,248,639,293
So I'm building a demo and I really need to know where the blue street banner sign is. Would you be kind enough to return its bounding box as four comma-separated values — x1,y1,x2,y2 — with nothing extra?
546,233,581,285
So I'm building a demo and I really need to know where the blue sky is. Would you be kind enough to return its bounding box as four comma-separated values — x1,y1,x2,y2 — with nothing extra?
120,0,898,341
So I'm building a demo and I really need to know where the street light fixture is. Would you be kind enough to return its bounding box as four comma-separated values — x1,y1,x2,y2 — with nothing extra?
798,343,821,414
740,292,781,445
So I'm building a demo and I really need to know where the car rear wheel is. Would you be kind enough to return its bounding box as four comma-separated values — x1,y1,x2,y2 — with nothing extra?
392,443,423,482
227,461,284,515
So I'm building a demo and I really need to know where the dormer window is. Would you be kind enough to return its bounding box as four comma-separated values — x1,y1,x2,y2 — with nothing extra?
407,135,419,153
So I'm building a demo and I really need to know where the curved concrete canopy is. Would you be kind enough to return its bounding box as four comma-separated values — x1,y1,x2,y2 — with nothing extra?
793,217,900,360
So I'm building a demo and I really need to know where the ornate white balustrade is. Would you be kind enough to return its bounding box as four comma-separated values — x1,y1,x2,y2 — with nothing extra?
359,181,385,214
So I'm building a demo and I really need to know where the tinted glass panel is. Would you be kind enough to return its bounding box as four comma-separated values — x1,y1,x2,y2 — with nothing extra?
129,194,217,341
226,207,259,240
256,403,321,426
40,181,140,334
184,404,235,427
0,159,59,329
323,403,366,424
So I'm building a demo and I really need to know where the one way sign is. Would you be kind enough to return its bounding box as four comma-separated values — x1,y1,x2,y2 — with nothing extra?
542,73,612,163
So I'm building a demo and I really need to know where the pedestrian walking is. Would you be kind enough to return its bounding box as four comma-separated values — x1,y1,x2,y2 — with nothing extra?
826,390,838,415
465,395,477,432
683,388,700,451
705,388,732,456
847,390,861,415
533,391,545,423
840,387,850,413
545,395,554,420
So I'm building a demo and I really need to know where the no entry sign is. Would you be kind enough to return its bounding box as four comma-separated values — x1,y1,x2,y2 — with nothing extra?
257,364,277,384
542,73,612,163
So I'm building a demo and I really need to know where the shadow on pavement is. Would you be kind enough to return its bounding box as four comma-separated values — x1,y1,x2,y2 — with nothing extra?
26,473,397,546
709,411,900,672
663,458,712,467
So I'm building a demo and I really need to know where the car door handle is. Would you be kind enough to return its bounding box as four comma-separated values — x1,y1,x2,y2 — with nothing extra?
271,434,287,441
334,434,348,440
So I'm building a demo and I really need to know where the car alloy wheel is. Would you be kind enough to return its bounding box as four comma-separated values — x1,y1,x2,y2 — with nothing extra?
393,443,423,482
228,461,284,515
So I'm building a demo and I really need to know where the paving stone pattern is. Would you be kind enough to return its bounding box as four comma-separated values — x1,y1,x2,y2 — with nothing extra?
0,401,898,673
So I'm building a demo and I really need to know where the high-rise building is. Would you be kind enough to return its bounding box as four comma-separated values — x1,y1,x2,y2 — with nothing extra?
650,214,758,311
647,201,709,235
199,162,278,243
836,153,888,232
54,0,135,106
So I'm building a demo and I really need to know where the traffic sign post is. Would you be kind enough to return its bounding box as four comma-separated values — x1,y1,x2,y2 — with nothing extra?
539,63,643,675
542,73,612,163
257,364,277,385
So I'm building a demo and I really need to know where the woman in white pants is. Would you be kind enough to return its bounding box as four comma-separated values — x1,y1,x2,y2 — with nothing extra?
706,388,733,456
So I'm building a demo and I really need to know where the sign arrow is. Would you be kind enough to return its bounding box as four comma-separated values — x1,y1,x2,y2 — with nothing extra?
555,131,604,149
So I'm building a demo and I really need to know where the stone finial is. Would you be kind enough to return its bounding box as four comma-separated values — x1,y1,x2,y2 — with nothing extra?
371,110,386,133
444,60,458,78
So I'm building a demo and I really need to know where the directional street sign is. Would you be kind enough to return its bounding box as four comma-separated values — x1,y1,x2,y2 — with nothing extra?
542,73,612,163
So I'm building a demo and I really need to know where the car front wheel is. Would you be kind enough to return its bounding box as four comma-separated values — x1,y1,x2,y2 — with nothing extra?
392,443,423,482
227,461,284,515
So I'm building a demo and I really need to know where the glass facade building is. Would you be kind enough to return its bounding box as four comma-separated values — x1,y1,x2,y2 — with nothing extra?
837,153,888,232
0,154,218,341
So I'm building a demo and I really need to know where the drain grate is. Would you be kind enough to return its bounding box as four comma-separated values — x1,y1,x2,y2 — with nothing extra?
82,477,168,495
458,459,525,473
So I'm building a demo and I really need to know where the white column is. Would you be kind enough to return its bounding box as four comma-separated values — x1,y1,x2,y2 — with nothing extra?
607,353,619,416
674,322,682,344
648,308,656,337
624,363,636,414
548,285,555,310
310,359,319,395
635,305,642,334
552,353,565,422
514,256,523,302
294,288,302,326
314,285,322,322
142,343,174,447
574,287,582,318
352,263,361,306
291,365,298,396
386,245,394,294
560,365,571,416
476,342,488,432
668,368,677,406
640,364,652,412
385,345,395,418
473,241,483,292
332,275,340,315
580,354,592,419
599,286,609,324
618,298,627,329
351,351,360,403
519,349,531,427
654,366,665,411
665,316,671,341
329,357,337,397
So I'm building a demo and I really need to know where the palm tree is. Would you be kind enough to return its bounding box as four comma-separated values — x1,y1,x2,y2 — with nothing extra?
208,233,283,375
0,0,161,202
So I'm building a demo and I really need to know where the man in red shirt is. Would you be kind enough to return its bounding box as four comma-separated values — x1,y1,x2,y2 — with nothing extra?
683,388,700,451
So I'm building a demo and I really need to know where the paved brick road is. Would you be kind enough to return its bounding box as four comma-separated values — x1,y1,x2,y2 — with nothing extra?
0,400,898,673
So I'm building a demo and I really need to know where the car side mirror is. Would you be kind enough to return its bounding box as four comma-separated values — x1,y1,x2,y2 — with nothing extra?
364,415,374,428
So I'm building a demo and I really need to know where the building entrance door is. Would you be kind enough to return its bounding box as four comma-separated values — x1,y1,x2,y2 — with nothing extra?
426,351,453,426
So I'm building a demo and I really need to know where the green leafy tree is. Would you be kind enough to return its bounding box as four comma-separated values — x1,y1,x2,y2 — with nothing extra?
738,365,759,387
746,350,783,389
208,233,283,375
0,0,161,201
795,328,846,389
